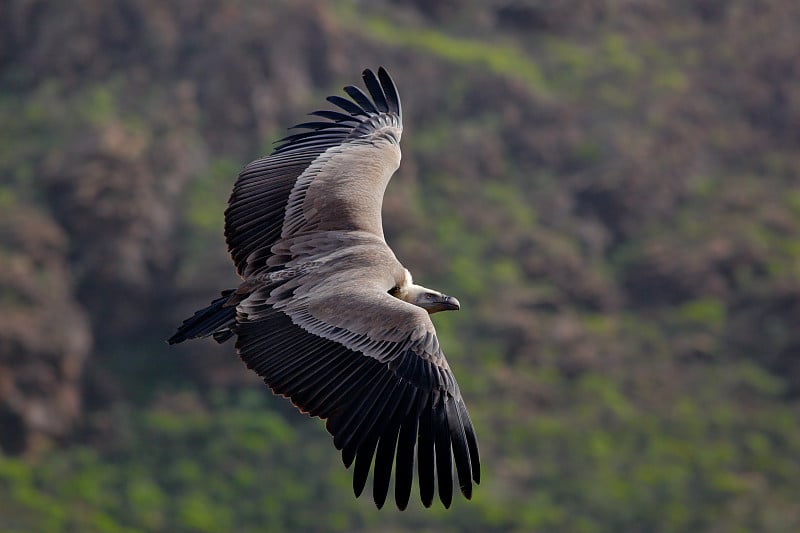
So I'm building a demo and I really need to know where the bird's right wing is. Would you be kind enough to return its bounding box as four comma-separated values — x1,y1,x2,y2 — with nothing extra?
233,274,480,510
225,67,402,278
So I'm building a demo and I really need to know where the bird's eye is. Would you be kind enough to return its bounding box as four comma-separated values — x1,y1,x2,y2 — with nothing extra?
426,293,435,300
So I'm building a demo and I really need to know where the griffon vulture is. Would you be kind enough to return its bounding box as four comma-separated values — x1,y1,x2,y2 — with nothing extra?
168,67,480,510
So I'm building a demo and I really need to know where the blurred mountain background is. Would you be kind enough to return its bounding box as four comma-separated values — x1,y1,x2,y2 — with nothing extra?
1,0,799,531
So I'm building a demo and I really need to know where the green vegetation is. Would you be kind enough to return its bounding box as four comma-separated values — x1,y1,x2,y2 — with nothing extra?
3,375,798,532
336,4,547,93
2,0,800,531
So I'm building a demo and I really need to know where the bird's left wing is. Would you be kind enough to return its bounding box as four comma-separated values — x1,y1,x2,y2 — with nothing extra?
233,274,480,510
225,67,402,277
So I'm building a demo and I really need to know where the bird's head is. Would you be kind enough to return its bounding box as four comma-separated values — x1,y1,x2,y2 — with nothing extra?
392,269,460,314
408,286,461,314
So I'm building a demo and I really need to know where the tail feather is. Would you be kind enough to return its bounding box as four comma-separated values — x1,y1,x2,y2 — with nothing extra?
168,289,237,345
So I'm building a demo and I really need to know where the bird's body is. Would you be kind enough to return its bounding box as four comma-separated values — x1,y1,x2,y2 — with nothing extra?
169,68,479,509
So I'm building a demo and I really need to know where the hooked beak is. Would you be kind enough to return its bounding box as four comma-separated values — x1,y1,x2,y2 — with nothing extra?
442,295,461,311
423,294,460,314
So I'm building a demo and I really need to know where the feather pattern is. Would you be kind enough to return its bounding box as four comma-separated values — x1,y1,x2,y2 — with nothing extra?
169,67,479,510
231,276,479,509
225,67,403,277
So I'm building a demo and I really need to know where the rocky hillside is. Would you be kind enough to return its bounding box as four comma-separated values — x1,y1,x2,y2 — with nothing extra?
1,1,799,531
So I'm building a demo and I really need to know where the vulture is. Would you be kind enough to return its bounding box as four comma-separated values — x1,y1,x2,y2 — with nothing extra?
168,67,480,510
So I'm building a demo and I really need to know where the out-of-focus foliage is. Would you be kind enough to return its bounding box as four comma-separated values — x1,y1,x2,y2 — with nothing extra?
2,0,800,531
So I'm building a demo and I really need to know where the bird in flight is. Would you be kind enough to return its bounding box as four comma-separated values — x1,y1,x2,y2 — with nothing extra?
168,67,479,510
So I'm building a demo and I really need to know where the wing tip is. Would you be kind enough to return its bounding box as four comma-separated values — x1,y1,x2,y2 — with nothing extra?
377,66,402,117
274,66,402,154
